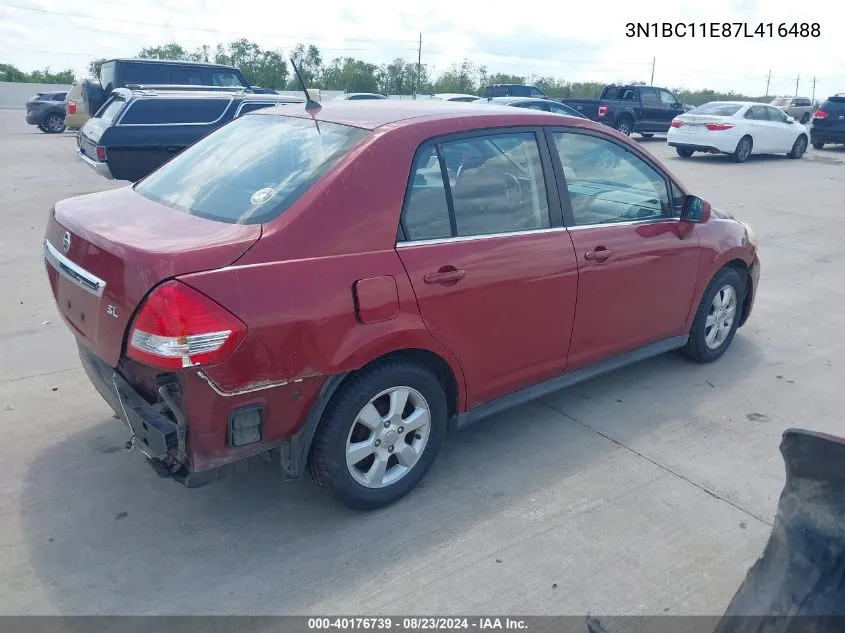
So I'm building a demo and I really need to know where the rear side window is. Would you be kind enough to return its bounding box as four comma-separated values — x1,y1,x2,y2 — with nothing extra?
171,68,203,85
97,98,127,123
122,64,170,86
120,98,230,124
134,116,368,225
402,132,550,240
100,62,116,91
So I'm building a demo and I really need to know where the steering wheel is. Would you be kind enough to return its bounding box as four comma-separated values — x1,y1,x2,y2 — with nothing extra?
502,172,522,202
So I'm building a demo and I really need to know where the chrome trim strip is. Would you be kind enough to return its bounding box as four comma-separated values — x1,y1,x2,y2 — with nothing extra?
77,149,114,180
567,217,678,231
43,239,107,297
196,370,304,397
396,226,570,248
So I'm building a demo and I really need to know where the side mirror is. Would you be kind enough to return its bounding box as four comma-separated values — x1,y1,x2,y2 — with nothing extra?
786,116,795,124
680,195,709,223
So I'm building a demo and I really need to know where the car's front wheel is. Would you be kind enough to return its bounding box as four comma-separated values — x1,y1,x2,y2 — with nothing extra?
682,267,746,363
788,135,808,159
308,358,448,510
42,113,66,134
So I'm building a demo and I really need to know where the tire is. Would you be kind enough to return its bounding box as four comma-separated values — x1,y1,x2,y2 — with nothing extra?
731,136,753,163
787,135,808,159
615,117,633,136
42,113,65,134
682,267,746,363
81,78,106,117
308,358,448,510
640,133,654,139
800,112,810,124
676,147,695,158
812,140,825,150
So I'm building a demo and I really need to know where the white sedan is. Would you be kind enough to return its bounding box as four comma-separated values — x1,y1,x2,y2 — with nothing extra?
667,101,809,163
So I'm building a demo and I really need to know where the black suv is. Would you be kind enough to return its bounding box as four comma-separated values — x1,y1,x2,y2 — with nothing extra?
25,91,68,133
77,87,304,182
80,58,262,119
810,95,845,149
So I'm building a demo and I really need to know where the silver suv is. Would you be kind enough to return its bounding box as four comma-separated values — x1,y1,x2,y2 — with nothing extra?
770,97,813,124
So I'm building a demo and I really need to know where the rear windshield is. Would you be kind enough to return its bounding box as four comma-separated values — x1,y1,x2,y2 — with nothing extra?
689,103,742,116
771,98,790,106
97,97,127,122
120,98,230,124
822,97,845,111
134,115,369,225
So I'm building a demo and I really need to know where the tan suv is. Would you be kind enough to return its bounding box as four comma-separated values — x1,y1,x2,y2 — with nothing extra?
64,82,90,130
770,97,813,124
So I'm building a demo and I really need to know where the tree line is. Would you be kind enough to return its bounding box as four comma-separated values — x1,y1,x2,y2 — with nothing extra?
5,39,774,106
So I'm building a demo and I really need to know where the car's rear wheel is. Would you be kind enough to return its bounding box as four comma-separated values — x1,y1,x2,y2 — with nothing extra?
800,112,810,124
42,113,65,134
615,117,633,136
676,147,695,158
308,358,448,510
640,133,654,139
788,135,808,159
812,140,825,150
682,267,746,363
731,136,753,163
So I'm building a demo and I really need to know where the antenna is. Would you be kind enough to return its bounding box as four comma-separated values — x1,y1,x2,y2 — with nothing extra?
290,56,321,112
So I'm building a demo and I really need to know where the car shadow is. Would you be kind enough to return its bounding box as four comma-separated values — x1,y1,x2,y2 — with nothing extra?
671,153,793,164
21,336,764,614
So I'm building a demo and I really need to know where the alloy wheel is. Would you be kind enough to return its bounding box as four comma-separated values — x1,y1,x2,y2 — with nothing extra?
345,386,432,489
704,285,737,350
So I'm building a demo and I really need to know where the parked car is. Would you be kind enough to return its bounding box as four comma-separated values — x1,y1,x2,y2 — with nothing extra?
479,96,588,118
810,94,845,149
431,93,479,102
76,87,304,182
668,101,809,162
25,91,67,133
481,84,548,99
64,82,90,131
561,84,690,137
333,93,387,100
770,96,813,124
80,58,256,120
44,100,759,510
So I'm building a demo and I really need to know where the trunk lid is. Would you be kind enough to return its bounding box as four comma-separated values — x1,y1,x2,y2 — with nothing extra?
44,186,261,367
673,114,733,134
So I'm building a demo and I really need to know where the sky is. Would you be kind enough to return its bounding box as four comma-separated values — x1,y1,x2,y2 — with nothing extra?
0,0,839,97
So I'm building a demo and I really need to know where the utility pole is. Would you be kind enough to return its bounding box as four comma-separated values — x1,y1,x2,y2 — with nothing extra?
795,74,800,98
415,33,422,100
812,76,817,104
650,57,655,85
765,70,771,97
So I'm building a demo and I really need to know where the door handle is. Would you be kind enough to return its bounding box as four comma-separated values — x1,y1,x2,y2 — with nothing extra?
585,248,613,261
424,268,466,284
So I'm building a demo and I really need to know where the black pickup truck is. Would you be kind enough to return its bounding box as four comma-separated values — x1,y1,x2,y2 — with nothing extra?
561,84,690,137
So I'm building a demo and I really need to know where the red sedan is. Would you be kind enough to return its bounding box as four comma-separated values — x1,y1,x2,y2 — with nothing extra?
43,100,760,510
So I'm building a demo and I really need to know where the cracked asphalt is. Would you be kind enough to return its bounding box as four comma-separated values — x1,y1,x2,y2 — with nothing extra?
1,110,843,615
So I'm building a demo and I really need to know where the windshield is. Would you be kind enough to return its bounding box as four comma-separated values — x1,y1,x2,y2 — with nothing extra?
134,115,369,225
689,103,742,116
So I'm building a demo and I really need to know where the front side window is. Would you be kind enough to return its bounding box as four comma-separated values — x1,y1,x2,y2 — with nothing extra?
134,116,368,224
765,106,789,123
659,90,678,106
212,71,244,87
402,132,550,240
553,132,671,226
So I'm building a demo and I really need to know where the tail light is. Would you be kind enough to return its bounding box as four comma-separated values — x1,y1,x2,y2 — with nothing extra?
705,122,735,131
670,119,683,128
127,280,247,370
598,105,608,118
96,146,106,161
68,100,77,114
813,110,828,119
